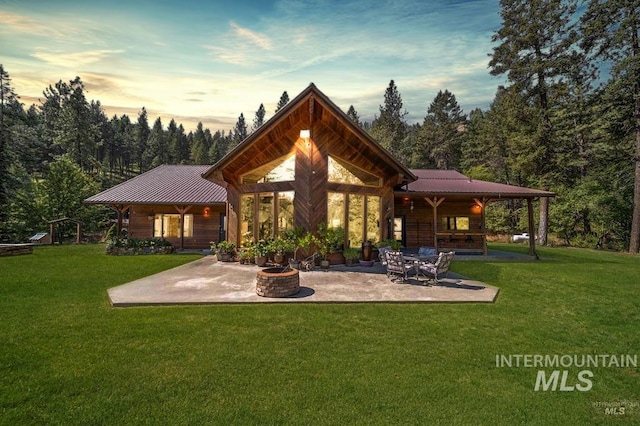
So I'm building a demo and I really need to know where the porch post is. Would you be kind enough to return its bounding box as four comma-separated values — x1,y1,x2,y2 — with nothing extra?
527,198,538,259
425,197,444,251
174,205,192,250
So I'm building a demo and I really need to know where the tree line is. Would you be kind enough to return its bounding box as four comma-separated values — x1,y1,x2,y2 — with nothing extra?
0,0,638,252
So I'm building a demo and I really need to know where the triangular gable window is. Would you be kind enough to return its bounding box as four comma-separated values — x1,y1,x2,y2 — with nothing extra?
241,153,296,184
328,155,380,186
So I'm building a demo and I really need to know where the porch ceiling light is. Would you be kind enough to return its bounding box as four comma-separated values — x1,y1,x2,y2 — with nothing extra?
300,129,310,139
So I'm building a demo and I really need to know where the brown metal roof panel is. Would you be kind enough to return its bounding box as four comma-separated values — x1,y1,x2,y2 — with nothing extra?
405,169,554,197
85,165,227,205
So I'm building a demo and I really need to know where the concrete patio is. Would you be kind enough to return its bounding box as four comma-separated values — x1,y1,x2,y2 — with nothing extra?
107,254,504,306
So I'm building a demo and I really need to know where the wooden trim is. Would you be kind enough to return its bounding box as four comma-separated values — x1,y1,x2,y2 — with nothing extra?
527,198,538,258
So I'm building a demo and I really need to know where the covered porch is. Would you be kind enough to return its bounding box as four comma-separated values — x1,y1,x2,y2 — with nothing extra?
395,170,555,256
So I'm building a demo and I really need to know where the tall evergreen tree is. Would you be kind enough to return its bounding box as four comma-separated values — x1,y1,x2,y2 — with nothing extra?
52,77,95,172
0,64,17,231
190,122,210,164
275,91,289,113
232,113,248,147
489,0,578,245
346,105,361,126
135,107,150,171
415,90,466,170
146,117,167,167
370,80,409,163
252,103,266,132
581,0,640,253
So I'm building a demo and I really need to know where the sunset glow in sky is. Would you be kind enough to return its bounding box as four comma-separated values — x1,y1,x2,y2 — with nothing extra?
1,0,504,131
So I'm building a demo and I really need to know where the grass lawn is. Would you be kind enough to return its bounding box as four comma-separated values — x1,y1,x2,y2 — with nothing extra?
1,244,639,424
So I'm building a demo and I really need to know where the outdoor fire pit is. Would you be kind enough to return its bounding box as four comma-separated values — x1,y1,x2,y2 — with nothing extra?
256,267,300,297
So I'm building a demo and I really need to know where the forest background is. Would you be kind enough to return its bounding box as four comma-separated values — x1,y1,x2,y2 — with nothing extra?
0,0,638,253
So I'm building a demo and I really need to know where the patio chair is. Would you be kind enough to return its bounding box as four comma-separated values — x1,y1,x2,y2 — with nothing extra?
418,246,437,259
417,251,455,284
377,246,391,266
385,250,415,283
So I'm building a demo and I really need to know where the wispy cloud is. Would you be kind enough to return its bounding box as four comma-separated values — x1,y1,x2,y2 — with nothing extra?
230,22,272,50
30,49,124,67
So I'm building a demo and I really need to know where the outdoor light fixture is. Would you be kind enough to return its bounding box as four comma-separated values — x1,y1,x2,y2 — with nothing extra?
203,207,211,218
147,211,155,221
471,204,482,214
300,129,310,139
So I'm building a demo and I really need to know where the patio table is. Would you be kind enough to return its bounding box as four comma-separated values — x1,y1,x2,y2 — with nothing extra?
404,255,438,282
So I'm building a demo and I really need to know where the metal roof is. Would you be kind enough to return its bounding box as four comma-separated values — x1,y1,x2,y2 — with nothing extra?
402,169,555,198
85,165,227,205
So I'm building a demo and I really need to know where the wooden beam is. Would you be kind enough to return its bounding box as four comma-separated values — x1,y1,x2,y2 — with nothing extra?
173,205,193,250
481,197,487,255
425,197,445,251
527,198,538,259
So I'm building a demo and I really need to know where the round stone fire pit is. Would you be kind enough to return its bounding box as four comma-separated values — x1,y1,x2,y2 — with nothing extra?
256,267,300,297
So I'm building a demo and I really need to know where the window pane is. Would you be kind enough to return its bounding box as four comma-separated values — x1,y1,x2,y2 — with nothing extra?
258,193,274,240
278,191,295,235
366,196,380,243
154,214,162,238
348,194,364,247
259,153,295,183
456,217,470,231
164,215,181,238
183,214,193,237
241,195,254,245
393,217,403,242
327,192,345,229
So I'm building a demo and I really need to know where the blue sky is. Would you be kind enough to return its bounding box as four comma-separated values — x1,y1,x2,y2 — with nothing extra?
1,0,504,131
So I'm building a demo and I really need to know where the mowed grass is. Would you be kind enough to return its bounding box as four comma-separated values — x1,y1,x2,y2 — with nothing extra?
1,244,639,424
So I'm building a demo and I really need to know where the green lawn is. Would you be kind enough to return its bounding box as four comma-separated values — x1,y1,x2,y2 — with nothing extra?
1,244,638,424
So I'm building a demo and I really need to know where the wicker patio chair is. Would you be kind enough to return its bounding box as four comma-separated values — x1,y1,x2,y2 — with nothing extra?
385,250,415,283
417,251,455,284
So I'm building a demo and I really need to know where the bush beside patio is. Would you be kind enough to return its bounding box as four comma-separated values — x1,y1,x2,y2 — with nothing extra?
0,244,638,424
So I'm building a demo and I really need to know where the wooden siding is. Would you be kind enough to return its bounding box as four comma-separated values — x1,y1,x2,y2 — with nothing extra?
128,204,225,249
394,198,484,252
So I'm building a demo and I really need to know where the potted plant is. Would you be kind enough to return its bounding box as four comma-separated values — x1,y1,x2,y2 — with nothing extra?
316,223,343,268
343,247,360,266
268,236,292,265
283,228,305,268
237,246,254,264
213,240,236,262
253,240,269,267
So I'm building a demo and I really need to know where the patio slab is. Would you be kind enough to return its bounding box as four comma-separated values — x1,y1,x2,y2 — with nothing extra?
107,256,499,306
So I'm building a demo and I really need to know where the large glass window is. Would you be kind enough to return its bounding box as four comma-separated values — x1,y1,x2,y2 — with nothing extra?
328,155,380,186
278,191,295,235
241,195,255,245
348,194,364,247
366,195,380,243
258,193,274,240
327,192,345,229
242,153,296,184
154,214,193,238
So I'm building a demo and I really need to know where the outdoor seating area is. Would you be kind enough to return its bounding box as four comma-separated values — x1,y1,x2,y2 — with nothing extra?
381,247,457,285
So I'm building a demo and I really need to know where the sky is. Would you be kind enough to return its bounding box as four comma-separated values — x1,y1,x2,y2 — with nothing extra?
1,0,506,132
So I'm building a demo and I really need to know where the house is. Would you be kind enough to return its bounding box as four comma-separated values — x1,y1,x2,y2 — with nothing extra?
86,84,553,255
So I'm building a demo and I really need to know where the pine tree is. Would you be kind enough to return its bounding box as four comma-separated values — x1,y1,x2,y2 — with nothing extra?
135,107,150,171
232,113,248,147
346,105,361,127
489,0,578,245
252,103,266,132
416,90,466,170
370,80,409,163
581,0,640,253
146,117,167,167
0,64,18,230
190,122,209,164
275,91,289,113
